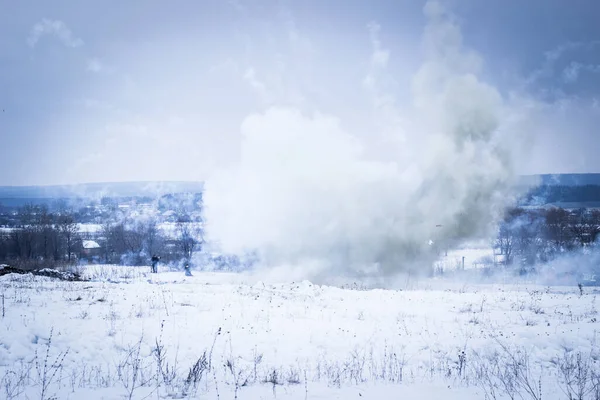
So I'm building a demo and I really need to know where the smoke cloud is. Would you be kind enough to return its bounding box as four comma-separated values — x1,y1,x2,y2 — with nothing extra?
203,2,528,284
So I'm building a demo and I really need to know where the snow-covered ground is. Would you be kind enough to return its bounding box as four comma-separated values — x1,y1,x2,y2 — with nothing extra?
433,240,500,271
1,266,598,399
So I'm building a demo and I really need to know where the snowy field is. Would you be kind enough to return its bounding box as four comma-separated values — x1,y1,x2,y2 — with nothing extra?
1,266,599,399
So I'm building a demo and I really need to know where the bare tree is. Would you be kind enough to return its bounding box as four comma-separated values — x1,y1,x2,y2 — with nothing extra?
10,229,23,259
141,218,163,257
17,204,41,260
39,208,55,261
571,209,600,247
495,223,514,265
544,207,574,253
57,214,79,263
101,222,127,263
122,222,144,255
177,222,203,262
100,221,113,263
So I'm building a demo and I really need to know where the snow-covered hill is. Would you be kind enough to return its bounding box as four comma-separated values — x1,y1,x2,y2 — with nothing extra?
0,181,204,199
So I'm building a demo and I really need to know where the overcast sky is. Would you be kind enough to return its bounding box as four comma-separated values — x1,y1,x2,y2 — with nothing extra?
1,0,599,186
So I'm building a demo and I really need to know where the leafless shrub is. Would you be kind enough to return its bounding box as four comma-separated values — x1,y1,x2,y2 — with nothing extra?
471,351,502,400
339,282,369,291
304,369,308,400
456,350,467,378
226,357,250,399
252,347,263,383
34,328,70,400
556,349,594,400
105,304,119,336
381,346,406,384
152,330,178,396
117,336,153,400
183,352,208,397
345,349,366,384
473,341,543,400
480,295,487,313
1,361,30,400
459,303,474,313
590,369,600,400
530,304,544,315
286,366,301,385
208,327,221,371
263,368,283,395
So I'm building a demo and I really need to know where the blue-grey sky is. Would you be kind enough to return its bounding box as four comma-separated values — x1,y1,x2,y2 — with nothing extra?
0,0,599,186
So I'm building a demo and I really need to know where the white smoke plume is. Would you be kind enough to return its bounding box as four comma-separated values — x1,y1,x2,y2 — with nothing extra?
203,2,528,285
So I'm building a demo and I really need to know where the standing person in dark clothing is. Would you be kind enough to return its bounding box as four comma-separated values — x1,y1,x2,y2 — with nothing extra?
184,262,193,277
151,255,161,273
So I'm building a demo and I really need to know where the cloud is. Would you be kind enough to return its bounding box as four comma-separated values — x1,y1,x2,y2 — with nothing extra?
237,3,312,107
86,58,105,73
544,41,600,62
27,19,83,48
563,61,600,83
515,96,600,174
526,40,600,87
208,58,239,75
227,0,246,13
78,98,118,113
278,5,314,58
563,62,582,82
68,123,149,175
104,123,149,139
243,67,271,103
366,22,390,69
61,101,228,184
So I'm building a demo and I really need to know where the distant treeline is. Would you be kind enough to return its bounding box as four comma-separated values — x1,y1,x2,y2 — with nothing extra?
522,184,600,205
0,192,203,224
0,198,205,269
495,207,600,267
4,188,600,273
0,205,81,266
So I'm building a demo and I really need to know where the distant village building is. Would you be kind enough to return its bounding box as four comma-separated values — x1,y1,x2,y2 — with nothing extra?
82,240,101,258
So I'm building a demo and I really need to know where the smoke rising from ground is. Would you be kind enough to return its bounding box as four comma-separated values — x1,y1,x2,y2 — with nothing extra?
203,2,528,284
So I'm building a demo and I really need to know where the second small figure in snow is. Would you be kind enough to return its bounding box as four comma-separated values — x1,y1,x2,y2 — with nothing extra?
151,255,161,273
